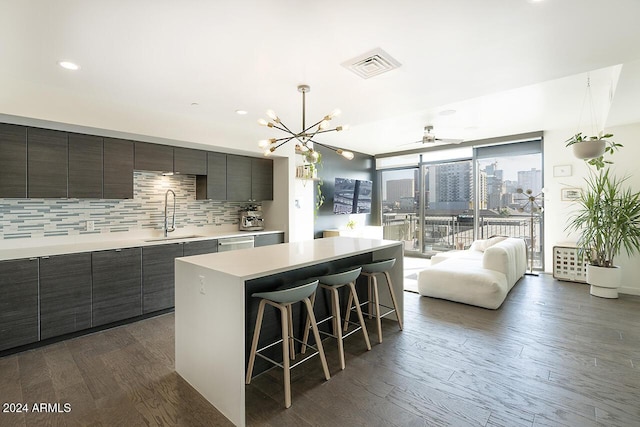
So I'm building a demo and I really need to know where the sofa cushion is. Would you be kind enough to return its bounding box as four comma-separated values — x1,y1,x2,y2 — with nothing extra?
418,260,508,309
430,249,483,266
482,237,527,288
469,236,508,252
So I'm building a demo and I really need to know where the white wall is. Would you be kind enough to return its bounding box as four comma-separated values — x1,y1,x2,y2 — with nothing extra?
261,143,315,243
543,121,640,295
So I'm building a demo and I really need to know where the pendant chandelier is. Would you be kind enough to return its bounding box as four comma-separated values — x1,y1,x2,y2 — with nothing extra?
258,84,354,162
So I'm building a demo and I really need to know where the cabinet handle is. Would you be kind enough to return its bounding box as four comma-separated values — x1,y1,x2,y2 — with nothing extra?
41,256,50,260
29,257,38,261
115,249,122,252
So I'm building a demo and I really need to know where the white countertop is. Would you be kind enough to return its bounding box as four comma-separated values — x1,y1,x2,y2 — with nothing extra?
0,229,283,261
177,236,402,280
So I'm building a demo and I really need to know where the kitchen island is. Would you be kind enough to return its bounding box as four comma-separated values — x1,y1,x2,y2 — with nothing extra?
175,236,403,427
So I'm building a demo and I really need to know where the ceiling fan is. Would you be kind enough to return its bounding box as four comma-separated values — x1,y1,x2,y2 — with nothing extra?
402,125,464,146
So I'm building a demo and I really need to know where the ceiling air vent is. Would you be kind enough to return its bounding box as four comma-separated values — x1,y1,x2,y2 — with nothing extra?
341,48,401,79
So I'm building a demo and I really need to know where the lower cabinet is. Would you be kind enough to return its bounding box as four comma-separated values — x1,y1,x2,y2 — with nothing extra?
254,232,285,247
39,253,92,339
92,248,142,327
182,239,218,256
0,258,39,352
142,243,183,313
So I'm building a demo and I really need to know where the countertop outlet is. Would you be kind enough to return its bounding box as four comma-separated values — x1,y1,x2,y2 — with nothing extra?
86,220,95,232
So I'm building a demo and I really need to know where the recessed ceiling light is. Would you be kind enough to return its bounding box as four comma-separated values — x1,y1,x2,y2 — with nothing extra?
191,102,200,106
439,109,457,116
235,110,248,115
58,61,79,70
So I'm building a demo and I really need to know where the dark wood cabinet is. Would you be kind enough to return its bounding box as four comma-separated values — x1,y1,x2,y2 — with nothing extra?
92,248,142,327
254,232,285,247
104,137,134,199
39,253,92,339
251,158,273,201
226,155,252,201
142,243,183,313
0,123,27,198
0,258,39,351
174,147,206,175
27,127,68,198
68,133,103,198
196,152,227,200
182,239,218,256
135,141,174,172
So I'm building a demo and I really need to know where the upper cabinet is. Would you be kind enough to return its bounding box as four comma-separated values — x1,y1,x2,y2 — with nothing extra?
251,158,273,201
226,155,252,201
0,123,27,198
68,133,103,198
196,152,227,200
174,147,207,175
27,128,68,198
197,154,273,201
104,138,134,199
135,141,174,172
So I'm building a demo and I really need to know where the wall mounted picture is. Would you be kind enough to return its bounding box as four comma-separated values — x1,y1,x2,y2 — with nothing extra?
561,188,581,201
553,165,572,177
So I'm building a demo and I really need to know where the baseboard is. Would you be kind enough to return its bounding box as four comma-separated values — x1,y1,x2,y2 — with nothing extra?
619,287,640,296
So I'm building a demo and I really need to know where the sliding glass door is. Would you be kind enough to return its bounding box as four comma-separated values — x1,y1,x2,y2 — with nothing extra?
475,141,543,270
380,168,420,254
421,159,475,255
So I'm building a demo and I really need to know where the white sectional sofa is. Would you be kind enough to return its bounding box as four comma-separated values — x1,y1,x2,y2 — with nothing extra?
417,237,527,309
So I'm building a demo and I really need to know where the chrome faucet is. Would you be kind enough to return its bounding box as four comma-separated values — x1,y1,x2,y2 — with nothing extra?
164,189,176,237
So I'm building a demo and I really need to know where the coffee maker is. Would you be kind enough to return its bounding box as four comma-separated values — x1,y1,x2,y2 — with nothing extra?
239,205,264,231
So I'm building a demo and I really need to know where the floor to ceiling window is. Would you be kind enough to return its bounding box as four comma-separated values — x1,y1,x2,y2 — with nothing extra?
378,138,544,270
474,140,543,270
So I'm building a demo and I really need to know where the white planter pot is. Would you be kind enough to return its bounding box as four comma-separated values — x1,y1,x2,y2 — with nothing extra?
586,264,620,298
572,140,606,159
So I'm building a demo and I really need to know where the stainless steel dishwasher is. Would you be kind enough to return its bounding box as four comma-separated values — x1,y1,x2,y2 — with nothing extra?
217,235,255,252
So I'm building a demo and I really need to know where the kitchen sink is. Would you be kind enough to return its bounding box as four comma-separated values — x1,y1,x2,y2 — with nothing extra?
144,235,204,242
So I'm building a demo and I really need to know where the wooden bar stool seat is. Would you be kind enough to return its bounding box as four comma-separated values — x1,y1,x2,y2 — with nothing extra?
345,259,403,343
245,279,330,409
301,267,371,370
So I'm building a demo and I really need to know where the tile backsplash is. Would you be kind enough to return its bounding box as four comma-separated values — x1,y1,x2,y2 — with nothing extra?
0,172,257,240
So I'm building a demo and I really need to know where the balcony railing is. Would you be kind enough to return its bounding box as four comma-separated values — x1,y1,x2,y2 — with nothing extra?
382,212,542,267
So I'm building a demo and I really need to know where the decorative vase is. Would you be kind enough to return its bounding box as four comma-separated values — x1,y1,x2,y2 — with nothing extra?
572,140,606,159
586,264,620,298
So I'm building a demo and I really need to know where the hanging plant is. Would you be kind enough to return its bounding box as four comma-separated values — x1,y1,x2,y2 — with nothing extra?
310,154,325,218
565,132,622,170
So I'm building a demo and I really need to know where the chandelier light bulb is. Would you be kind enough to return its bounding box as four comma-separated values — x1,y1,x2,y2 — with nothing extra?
257,118,268,126
336,124,350,131
337,149,354,160
258,140,270,148
319,120,329,130
266,109,280,123
329,108,341,119
310,151,320,161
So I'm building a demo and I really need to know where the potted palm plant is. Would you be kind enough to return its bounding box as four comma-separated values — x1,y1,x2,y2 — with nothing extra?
565,168,640,298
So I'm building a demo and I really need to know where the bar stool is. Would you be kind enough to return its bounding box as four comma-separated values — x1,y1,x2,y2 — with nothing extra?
344,259,403,343
245,279,330,409
301,267,371,370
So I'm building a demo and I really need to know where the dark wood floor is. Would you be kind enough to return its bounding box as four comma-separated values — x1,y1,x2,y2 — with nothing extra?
2,273,640,426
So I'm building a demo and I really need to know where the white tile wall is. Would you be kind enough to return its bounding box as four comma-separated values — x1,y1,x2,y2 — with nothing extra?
0,172,255,240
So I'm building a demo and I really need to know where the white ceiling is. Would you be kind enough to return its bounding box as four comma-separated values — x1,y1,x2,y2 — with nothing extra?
2,0,640,157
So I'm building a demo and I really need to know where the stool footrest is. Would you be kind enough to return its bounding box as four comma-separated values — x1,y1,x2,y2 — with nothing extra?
351,302,396,320
255,338,325,372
